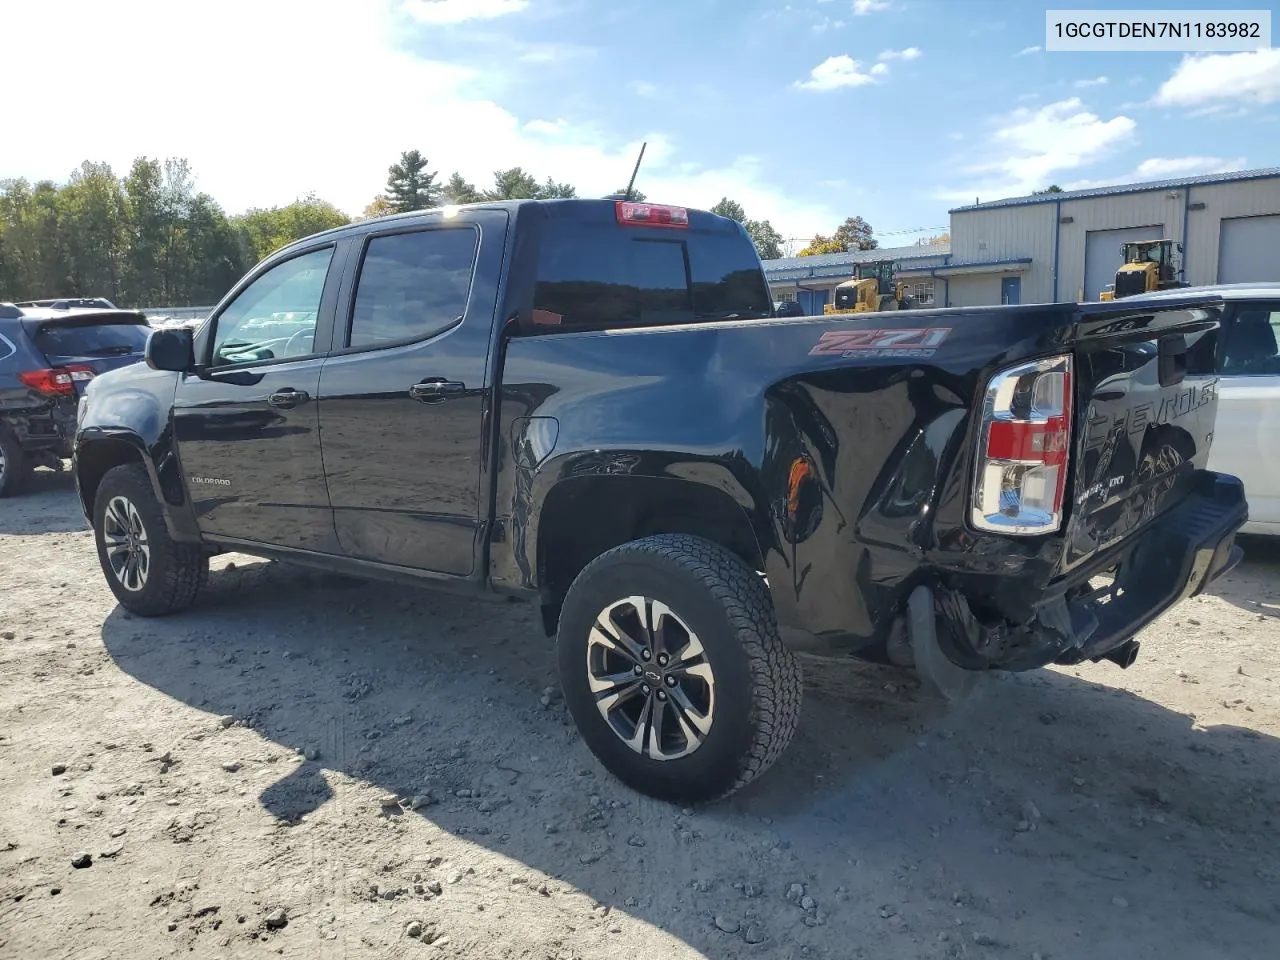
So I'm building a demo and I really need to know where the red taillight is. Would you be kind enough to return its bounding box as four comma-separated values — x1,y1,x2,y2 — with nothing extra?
18,365,95,397
615,201,688,228
971,355,1073,535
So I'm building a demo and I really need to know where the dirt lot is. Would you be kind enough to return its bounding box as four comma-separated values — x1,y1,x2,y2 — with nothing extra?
2,470,1278,960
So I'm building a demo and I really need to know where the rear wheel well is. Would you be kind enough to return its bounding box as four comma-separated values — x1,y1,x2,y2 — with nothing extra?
536,476,765,636
76,440,145,518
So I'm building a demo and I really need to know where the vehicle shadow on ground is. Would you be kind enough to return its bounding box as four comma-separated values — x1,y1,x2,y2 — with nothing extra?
1205,535,1280,620
0,468,87,535
99,558,1280,959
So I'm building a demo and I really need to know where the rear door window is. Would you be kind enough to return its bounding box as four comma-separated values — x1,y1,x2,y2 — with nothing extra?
533,224,771,330
33,321,152,361
1221,305,1280,376
347,228,479,349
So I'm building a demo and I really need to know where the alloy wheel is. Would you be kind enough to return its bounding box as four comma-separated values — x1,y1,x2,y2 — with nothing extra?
586,595,716,760
102,495,150,592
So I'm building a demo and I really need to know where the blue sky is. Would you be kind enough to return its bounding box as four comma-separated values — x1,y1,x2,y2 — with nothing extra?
4,0,1278,248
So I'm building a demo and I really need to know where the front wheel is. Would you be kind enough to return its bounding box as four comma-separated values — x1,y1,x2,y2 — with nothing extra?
557,535,802,804
93,463,208,616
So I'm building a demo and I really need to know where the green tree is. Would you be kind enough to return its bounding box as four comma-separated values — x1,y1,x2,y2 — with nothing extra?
232,194,350,264
442,172,483,205
122,158,166,304
797,234,843,256
57,161,128,300
609,187,647,201
799,216,877,256
535,178,577,199
1033,184,1064,194
834,215,876,251
484,167,540,200
384,150,440,213
184,193,246,304
360,195,396,219
0,179,66,298
744,219,784,260
710,197,747,223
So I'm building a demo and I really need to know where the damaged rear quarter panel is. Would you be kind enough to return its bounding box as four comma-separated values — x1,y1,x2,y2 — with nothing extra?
492,305,1082,653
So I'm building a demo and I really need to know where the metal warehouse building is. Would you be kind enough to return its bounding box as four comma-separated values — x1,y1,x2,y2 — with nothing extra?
763,166,1280,310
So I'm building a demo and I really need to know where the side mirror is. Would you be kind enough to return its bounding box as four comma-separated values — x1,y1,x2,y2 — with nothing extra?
145,327,195,372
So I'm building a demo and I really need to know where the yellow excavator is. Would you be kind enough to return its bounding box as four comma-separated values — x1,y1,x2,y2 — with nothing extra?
1098,239,1189,301
824,260,912,314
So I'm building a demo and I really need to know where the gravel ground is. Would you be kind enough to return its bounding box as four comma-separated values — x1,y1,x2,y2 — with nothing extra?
2,468,1278,960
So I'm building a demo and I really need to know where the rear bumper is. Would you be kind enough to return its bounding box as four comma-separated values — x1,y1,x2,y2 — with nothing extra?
1056,472,1247,663
936,471,1248,672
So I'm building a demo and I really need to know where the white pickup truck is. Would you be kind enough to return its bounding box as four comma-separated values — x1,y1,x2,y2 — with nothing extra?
1145,283,1280,534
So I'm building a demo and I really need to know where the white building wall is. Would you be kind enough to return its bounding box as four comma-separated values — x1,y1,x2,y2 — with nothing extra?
946,275,1009,307
1183,177,1280,284
950,204,1056,302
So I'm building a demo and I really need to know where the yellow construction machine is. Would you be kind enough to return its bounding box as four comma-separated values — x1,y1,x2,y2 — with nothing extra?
824,260,912,314
1098,238,1188,301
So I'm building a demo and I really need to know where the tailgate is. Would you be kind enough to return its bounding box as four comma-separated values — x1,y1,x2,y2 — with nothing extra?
1062,295,1225,572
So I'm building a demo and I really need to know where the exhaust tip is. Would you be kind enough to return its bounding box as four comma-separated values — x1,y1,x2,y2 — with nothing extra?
1103,640,1140,670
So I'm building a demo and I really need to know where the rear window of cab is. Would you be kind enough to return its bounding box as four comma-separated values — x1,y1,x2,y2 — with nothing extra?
532,220,772,331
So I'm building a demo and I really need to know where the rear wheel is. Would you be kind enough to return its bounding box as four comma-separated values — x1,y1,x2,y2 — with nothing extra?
93,463,207,616
557,535,802,804
0,428,27,497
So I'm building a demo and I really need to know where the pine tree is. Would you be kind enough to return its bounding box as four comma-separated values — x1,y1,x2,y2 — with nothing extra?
384,150,440,213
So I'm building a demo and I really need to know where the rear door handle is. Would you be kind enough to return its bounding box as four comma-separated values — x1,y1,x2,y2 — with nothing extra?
409,380,466,403
266,388,310,408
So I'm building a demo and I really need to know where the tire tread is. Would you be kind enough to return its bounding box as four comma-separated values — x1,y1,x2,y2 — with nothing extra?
95,463,207,616
567,534,802,801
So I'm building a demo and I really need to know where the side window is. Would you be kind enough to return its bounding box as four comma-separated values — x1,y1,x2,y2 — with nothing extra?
210,247,334,367
1221,305,1280,376
348,228,478,349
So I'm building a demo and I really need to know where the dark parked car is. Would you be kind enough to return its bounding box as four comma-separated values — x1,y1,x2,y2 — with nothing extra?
0,302,153,495
773,299,804,317
73,199,1246,803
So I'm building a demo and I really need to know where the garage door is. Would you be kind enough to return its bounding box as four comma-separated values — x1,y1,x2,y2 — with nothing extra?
1084,225,1164,301
1219,215,1280,283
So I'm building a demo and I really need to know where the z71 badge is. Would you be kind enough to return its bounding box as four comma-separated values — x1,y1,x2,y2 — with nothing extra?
808,327,952,359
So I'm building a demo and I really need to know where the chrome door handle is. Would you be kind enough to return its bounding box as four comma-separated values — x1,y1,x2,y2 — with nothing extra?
266,388,310,408
409,380,466,403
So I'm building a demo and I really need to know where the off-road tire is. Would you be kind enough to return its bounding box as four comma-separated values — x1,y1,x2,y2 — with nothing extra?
558,534,802,804
0,427,27,497
93,463,207,616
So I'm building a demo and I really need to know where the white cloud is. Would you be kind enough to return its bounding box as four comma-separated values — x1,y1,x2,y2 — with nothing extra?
1133,156,1247,179
1015,45,1041,56
877,47,921,61
938,97,1136,200
401,0,527,24
629,80,658,98
0,0,837,239
795,55,881,91
870,62,889,77
853,0,890,14
1154,49,1280,107
1073,75,1108,88
1062,155,1249,191
524,118,569,135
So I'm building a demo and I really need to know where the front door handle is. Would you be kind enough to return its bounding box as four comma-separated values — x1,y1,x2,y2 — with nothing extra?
409,379,466,403
267,388,310,409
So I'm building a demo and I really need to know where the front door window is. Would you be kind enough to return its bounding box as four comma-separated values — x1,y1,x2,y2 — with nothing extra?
209,247,334,367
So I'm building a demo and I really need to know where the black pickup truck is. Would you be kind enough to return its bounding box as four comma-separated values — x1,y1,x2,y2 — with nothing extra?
73,199,1247,803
